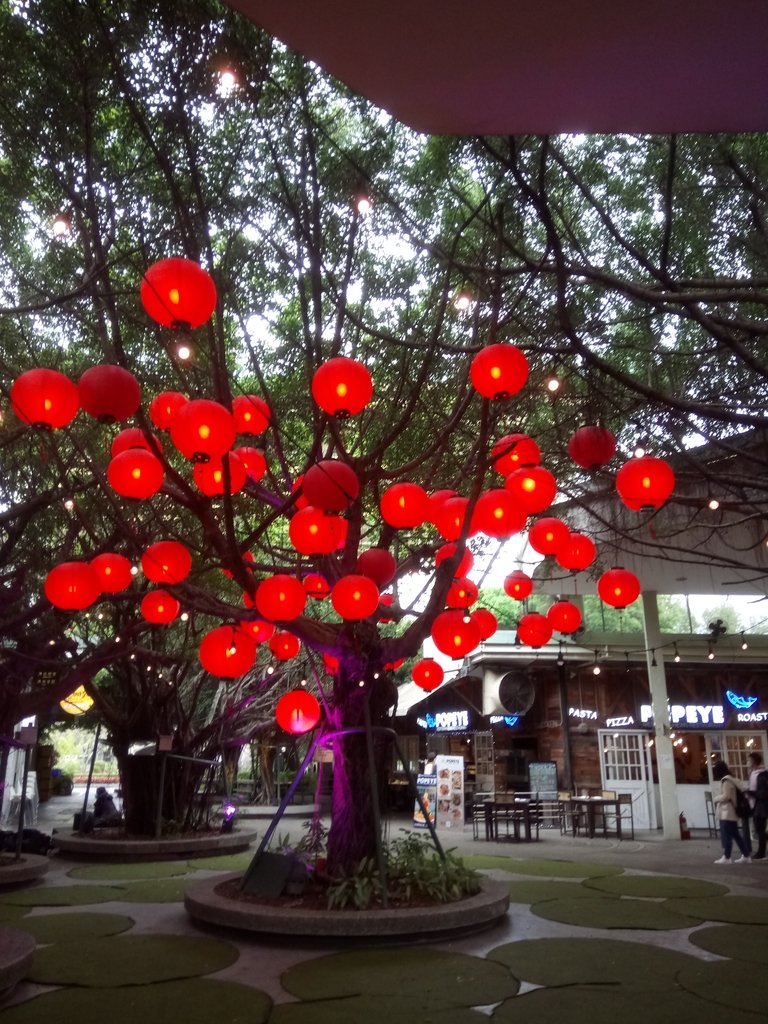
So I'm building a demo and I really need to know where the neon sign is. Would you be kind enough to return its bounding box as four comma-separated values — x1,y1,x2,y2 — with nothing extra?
419,709,471,732
726,690,758,710
490,715,519,728
640,704,725,726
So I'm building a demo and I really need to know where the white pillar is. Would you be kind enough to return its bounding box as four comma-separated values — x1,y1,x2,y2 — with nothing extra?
642,591,681,838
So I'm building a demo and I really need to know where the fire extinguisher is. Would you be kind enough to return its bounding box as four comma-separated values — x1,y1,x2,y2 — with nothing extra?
679,812,691,840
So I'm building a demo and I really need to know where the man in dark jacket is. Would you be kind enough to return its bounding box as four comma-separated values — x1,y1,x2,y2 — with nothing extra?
747,752,768,860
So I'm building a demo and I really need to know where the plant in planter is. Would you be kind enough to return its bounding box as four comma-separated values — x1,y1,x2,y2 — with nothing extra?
51,771,74,797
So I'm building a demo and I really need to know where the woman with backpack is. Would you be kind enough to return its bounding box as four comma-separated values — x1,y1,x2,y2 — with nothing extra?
712,760,751,864
747,751,768,860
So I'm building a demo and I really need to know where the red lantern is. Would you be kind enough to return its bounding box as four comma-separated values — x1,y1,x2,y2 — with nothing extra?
199,625,256,677
528,517,570,556
239,617,275,643
78,365,141,423
378,593,395,622
149,390,188,430
269,630,301,661
331,574,380,620
616,455,675,511
433,496,469,541
568,425,617,469
303,573,330,600
193,452,247,496
385,658,405,671
412,659,444,692
598,567,641,609
491,434,540,475
302,459,359,512
107,449,164,499
427,489,458,524
141,540,192,584
141,589,180,624
232,394,270,435
289,506,344,555
323,653,340,674
446,577,479,608
380,482,430,529
472,607,498,641
311,356,373,418
141,257,217,329
547,600,582,634
255,574,306,621
44,562,100,610
435,542,474,578
90,553,133,593
111,427,162,458
518,612,553,648
470,343,529,400
504,466,557,515
357,548,396,587
471,488,527,538
169,398,235,463
503,570,533,600
11,368,79,430
234,446,267,481
556,533,597,572
431,609,481,658
276,690,321,734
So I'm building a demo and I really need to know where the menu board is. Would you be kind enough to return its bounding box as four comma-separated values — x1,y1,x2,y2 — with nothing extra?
435,755,464,830
412,773,437,829
528,761,558,796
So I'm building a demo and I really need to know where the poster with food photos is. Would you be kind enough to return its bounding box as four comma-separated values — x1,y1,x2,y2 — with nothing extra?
435,755,464,829
412,773,437,829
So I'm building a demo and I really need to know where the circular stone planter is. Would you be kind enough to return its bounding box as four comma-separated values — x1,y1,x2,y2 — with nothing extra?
0,926,36,1000
51,829,258,860
0,855,50,888
185,873,510,940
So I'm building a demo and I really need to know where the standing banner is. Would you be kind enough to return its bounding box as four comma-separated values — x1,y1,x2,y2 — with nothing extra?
412,773,437,829
435,755,464,830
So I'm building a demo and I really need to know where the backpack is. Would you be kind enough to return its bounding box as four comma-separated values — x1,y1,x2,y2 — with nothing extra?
733,784,752,819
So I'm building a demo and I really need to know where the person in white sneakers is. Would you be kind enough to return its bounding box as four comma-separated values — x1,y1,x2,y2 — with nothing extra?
712,760,751,864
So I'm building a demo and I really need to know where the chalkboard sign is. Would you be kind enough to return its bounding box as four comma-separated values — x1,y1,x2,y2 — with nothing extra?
528,761,557,795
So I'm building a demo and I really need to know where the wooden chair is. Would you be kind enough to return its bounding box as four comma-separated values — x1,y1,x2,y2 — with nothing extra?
617,793,635,840
557,790,573,835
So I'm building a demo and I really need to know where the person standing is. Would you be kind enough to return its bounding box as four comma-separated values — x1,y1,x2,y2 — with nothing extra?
712,760,751,864
747,751,768,860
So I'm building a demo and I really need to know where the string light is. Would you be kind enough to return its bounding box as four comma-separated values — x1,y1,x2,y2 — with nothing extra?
707,643,715,660
708,497,720,510
673,643,680,663
545,376,561,393
650,649,658,667
741,632,749,650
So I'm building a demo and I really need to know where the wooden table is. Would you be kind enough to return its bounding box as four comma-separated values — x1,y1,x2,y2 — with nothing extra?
561,797,623,839
483,799,538,842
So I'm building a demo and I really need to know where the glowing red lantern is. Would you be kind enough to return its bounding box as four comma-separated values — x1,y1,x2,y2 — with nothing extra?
78,365,141,423
255,574,306,621
289,506,343,555
149,390,187,430
471,489,526,538
311,356,373,418
447,577,479,608
303,573,330,599
470,343,529,400
472,607,498,641
331,574,380,620
598,567,641,609
234,446,267,481
90,553,133,593
269,630,301,661
433,496,469,541
504,466,557,515
141,540,192,584
431,609,481,658
141,257,217,329
302,459,359,512
239,617,275,643
107,449,164,499
378,593,395,622
435,542,474,578
357,548,396,587
385,658,405,671
427,489,457,524
111,427,162,458
380,482,430,529
518,612,553,648
276,690,321,734
141,589,180,624
193,452,247,496
491,434,540,475
44,562,100,610
232,394,270,435
199,625,256,677
547,600,582,634
568,425,617,469
503,570,533,600
323,653,339,674
528,517,570,556
412,659,444,691
556,533,597,572
616,455,675,511
169,398,235,463
11,368,79,430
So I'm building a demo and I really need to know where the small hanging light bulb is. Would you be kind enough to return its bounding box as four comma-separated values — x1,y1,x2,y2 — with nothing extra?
741,632,749,651
52,212,71,237
708,497,720,511
356,193,372,215
673,643,681,663
453,290,473,311
707,643,715,660
545,375,561,393
633,444,646,459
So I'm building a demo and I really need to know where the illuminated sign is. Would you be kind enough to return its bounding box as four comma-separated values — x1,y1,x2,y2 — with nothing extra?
418,709,471,732
606,715,635,728
737,711,768,723
640,704,725,727
569,707,598,720
726,690,758,710
489,715,519,728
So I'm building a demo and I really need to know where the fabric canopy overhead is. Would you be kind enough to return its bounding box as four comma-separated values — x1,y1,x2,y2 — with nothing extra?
225,0,768,135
